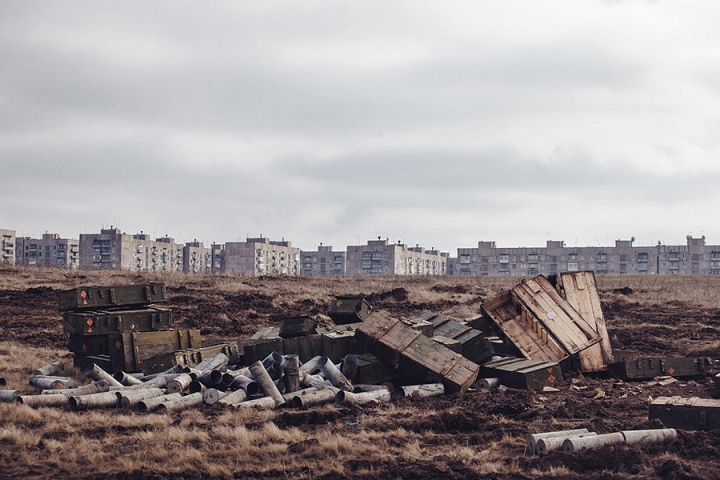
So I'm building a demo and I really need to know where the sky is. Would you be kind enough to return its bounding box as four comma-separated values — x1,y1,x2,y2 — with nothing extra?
2,1,719,254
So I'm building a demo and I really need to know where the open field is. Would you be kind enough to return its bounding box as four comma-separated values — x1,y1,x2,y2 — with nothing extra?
2,266,720,479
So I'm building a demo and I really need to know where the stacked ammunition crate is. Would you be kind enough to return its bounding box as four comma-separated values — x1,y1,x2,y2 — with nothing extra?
60,283,201,373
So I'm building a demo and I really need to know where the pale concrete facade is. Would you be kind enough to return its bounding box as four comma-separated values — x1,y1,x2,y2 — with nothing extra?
183,240,212,273
1,229,16,265
453,236,720,276
300,245,346,275
346,239,448,275
16,233,79,268
79,228,183,272
224,237,300,276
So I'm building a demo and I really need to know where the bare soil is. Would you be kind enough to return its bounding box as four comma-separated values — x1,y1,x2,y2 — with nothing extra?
1,267,720,479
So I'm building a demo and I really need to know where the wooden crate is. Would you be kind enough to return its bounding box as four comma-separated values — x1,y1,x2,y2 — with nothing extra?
479,357,562,390
109,329,201,372
650,396,720,430
62,307,173,335
356,311,480,393
609,357,712,380
481,275,605,372
557,271,614,365
321,331,361,363
141,341,242,374
59,283,166,312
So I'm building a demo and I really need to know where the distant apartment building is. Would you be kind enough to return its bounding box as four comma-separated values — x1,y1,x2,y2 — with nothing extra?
16,233,80,268
183,240,212,273
79,228,183,272
452,237,720,276
1,229,16,265
346,239,448,275
300,245,346,275
224,237,300,276
211,243,225,273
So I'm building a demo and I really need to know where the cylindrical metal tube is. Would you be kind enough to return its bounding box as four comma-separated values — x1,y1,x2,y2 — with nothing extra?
537,433,597,454
217,389,248,405
476,378,500,389
400,383,445,399
353,383,393,393
274,378,287,394
562,432,625,452
188,380,207,394
621,429,677,446
84,363,123,388
341,355,359,382
283,387,318,404
69,391,120,411
29,376,77,390
248,361,285,407
167,373,194,394
138,393,182,412
159,392,204,411
0,390,19,403
299,355,322,377
113,371,144,386
283,355,300,393
336,389,391,405
527,429,591,455
195,353,229,372
33,361,65,377
118,388,167,409
262,352,283,370
228,375,260,396
0,377,6,387
197,370,224,388
43,381,110,397
17,393,69,408
290,388,337,408
300,373,327,390
317,357,353,391
232,396,277,409
203,388,230,405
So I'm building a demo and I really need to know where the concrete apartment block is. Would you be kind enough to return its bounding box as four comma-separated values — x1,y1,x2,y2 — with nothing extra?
183,240,212,273
453,237,720,276
1,229,16,265
224,237,300,276
346,239,448,275
16,233,79,268
211,243,225,273
300,245,346,275
79,228,183,272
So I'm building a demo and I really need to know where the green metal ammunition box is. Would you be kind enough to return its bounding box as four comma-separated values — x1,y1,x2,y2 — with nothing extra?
650,396,720,430
62,307,173,335
58,283,166,311
279,316,318,338
328,296,371,325
479,357,562,390
609,357,712,380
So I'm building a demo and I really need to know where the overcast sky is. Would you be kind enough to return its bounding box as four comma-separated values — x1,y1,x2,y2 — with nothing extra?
2,1,719,253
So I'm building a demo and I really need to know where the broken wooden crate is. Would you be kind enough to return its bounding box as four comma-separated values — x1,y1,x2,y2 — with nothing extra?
650,396,720,430
58,282,167,311
554,271,614,365
355,311,480,393
478,357,562,390
481,275,605,372
609,357,712,380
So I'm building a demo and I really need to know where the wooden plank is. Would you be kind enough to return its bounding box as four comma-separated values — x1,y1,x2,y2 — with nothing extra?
433,319,472,339
536,276,600,342
141,341,241,374
109,329,202,371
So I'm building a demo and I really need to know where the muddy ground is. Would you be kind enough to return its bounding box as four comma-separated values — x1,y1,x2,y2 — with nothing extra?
2,270,720,478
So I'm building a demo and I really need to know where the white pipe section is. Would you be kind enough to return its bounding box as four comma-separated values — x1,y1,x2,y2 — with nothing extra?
317,356,352,392
537,433,597,454
562,432,625,452
249,361,285,407
401,383,444,398
138,393,182,412
217,389,248,406
160,392,204,411
118,388,167,409
527,429,591,455
33,361,64,377
336,389,391,405
621,429,677,446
